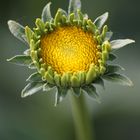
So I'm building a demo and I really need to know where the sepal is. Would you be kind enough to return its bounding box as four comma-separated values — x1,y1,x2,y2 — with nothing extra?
101,25,108,39
71,75,80,87
35,18,46,33
86,19,96,33
61,73,71,87
54,73,61,87
44,72,55,85
86,64,97,84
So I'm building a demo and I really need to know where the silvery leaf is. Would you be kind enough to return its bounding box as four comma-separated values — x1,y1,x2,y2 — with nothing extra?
102,73,133,87
8,20,27,44
111,39,135,49
94,12,109,29
7,55,32,66
68,0,81,14
21,82,44,98
41,2,52,22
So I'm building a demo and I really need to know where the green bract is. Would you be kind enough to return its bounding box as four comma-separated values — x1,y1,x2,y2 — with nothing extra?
7,0,135,106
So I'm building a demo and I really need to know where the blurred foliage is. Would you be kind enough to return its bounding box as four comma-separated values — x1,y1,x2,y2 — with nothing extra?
0,0,140,140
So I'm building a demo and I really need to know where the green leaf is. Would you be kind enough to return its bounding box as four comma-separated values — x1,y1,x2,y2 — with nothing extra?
7,55,32,66
105,65,125,74
108,53,117,61
71,87,82,97
102,73,133,86
82,85,100,103
41,2,52,22
111,39,135,49
104,31,113,41
68,0,81,14
21,82,44,98
26,72,42,82
94,12,109,29
94,77,105,89
8,20,27,44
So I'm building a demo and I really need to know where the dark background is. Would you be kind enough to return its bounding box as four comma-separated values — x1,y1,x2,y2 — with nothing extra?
0,0,140,140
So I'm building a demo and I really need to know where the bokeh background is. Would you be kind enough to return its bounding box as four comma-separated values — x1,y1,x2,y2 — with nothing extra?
0,0,140,140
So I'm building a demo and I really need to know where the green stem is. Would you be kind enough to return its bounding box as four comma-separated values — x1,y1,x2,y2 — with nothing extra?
70,93,96,140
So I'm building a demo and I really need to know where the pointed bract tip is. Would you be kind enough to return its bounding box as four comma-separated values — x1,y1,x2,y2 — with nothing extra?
7,20,12,25
128,80,134,87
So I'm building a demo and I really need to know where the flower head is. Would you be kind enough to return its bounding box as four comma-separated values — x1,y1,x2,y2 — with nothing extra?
7,0,135,105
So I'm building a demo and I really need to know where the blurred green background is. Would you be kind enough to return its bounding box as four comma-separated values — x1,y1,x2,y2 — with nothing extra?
0,0,139,140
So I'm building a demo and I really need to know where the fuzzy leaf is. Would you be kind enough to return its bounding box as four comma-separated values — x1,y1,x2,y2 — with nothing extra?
94,77,105,89
55,87,68,106
59,88,68,98
59,8,67,16
8,20,27,43
94,12,109,29
68,0,81,14
24,49,30,56
55,90,61,106
105,65,125,75
104,31,113,41
26,72,42,82
43,83,56,93
7,55,32,66
28,63,36,69
41,2,52,22
102,73,133,86
82,85,100,102
111,39,135,49
71,87,82,97
83,14,88,19
108,53,117,61
21,82,44,98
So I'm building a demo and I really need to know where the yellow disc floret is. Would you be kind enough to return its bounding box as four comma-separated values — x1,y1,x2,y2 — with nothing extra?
40,26,100,74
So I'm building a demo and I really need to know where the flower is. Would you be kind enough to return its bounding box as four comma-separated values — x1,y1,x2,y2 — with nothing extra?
7,0,135,105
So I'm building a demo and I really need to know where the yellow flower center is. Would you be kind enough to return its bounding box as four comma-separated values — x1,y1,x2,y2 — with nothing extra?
40,26,100,74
